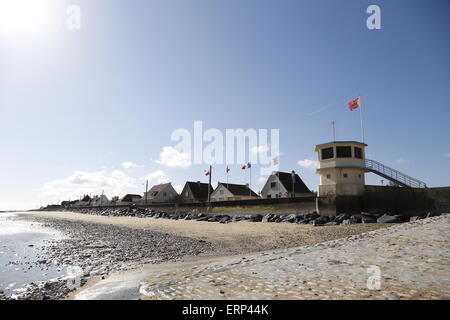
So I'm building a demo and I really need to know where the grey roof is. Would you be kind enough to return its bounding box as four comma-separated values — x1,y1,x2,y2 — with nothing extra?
184,181,214,200
148,183,171,193
218,182,259,197
273,171,310,193
120,194,142,202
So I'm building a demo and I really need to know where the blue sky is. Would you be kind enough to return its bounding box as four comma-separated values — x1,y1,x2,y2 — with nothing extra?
0,0,449,210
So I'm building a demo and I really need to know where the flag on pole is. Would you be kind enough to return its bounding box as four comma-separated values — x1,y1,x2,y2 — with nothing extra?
247,162,251,169
204,170,210,176
241,164,247,170
226,166,230,173
348,96,361,111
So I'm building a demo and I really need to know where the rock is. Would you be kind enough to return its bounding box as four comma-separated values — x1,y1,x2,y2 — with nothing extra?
207,216,220,222
409,216,422,222
335,214,350,224
314,216,330,224
249,214,263,222
361,212,382,218
262,213,274,223
231,216,244,222
349,214,362,224
361,216,376,224
341,219,354,225
377,214,404,223
282,214,297,223
219,216,231,224
324,221,338,226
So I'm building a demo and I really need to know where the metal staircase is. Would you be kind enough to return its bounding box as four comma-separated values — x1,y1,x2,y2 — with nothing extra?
365,159,427,188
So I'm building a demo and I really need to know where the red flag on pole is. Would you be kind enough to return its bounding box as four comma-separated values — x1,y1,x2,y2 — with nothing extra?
204,170,210,176
348,96,361,111
226,166,230,173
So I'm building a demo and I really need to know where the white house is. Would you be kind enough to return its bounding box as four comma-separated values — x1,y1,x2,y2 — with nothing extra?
260,171,311,199
91,194,109,206
210,183,259,202
143,183,179,203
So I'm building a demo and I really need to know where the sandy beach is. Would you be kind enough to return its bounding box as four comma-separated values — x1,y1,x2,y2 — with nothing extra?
20,211,392,254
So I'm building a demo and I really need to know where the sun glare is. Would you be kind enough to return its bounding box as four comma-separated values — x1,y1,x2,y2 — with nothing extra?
0,0,52,37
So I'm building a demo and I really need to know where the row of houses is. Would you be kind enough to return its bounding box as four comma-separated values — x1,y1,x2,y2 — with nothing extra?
63,171,311,207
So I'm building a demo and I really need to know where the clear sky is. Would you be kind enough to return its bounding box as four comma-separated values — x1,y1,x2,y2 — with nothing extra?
1,0,449,210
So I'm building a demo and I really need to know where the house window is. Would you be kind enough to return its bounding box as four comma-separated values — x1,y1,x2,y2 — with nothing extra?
163,192,167,197
358,174,362,179
220,190,224,195
185,191,189,197
267,194,272,199
321,147,334,160
354,147,362,159
270,182,277,189
343,173,348,178
336,146,352,158
326,174,331,179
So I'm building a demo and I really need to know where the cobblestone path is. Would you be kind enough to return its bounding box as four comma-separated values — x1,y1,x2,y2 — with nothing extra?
139,215,450,300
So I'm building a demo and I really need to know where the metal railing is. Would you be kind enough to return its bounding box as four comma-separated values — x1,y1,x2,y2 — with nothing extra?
365,159,427,188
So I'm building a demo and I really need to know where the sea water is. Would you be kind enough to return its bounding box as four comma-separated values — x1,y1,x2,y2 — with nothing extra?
0,213,67,297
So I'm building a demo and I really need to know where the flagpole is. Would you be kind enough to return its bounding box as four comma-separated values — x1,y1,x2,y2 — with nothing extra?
359,95,365,143
249,166,252,197
226,167,229,189
207,165,212,204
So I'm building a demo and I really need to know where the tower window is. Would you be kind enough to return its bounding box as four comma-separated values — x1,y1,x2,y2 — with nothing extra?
336,146,352,158
343,173,348,178
321,147,334,160
358,174,362,179
354,147,363,159
326,174,331,179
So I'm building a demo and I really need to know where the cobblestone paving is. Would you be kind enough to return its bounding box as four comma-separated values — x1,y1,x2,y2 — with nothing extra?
139,215,450,300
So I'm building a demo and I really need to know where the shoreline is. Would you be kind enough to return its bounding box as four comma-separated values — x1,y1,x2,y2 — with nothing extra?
2,210,398,300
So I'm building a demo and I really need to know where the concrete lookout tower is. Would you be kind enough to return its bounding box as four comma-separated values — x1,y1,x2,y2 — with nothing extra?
315,141,368,197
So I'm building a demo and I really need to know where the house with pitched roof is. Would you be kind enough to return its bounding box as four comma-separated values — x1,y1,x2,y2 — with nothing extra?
143,183,179,203
210,182,259,202
91,194,109,206
118,194,142,205
180,181,214,203
260,171,311,198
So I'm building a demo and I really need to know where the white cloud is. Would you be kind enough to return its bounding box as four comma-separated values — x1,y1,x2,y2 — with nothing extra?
396,159,409,164
443,152,450,158
297,158,319,169
155,146,191,168
142,170,170,184
40,170,136,200
250,144,270,154
121,161,137,169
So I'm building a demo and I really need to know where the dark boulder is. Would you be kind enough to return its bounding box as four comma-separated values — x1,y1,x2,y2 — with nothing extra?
282,214,297,223
335,214,350,224
250,214,263,222
361,216,376,223
219,216,231,223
